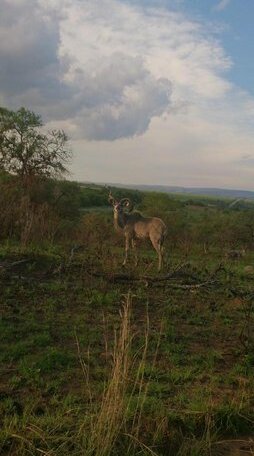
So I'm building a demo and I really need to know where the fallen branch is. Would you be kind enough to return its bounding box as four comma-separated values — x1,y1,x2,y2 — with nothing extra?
87,263,224,289
0,259,32,270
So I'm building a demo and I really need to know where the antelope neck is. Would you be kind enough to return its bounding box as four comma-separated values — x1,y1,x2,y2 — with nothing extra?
114,210,127,230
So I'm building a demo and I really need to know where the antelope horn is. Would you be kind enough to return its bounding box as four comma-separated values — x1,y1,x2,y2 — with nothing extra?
108,191,116,205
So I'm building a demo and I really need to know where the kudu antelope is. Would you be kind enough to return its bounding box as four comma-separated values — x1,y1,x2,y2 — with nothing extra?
108,192,167,271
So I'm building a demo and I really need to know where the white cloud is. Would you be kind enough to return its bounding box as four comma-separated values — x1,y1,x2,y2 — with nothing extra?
214,0,231,12
74,56,172,140
58,0,232,100
1,0,254,188
0,0,232,137
52,0,233,141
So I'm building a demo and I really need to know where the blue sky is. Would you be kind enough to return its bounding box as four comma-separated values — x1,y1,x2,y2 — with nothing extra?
124,0,254,94
181,0,254,94
0,0,254,189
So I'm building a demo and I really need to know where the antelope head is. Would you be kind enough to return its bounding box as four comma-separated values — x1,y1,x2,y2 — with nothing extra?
108,192,134,213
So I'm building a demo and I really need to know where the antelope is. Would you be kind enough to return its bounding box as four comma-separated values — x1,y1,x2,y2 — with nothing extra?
108,192,167,271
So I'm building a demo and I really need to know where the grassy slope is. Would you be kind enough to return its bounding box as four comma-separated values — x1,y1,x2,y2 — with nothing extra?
0,238,254,455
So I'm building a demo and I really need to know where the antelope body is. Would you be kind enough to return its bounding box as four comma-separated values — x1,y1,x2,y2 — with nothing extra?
109,193,167,271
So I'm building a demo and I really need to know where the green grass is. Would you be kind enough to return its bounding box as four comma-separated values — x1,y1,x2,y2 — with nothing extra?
0,243,254,455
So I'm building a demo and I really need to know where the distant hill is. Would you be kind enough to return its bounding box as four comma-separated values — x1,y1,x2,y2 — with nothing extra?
95,183,254,200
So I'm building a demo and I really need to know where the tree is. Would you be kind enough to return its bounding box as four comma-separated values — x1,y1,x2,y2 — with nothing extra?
0,107,71,183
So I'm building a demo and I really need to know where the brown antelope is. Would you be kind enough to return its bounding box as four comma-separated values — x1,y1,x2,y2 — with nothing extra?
108,192,167,271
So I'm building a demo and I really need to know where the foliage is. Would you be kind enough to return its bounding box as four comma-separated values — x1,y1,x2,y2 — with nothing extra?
0,175,82,244
141,191,182,215
80,185,109,207
0,107,79,244
0,106,71,182
79,185,143,209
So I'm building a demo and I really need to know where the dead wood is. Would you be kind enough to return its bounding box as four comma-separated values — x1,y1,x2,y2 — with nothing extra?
0,259,32,270
87,263,224,289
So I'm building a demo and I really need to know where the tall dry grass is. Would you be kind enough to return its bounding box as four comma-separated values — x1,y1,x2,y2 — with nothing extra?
85,293,132,456
84,293,160,456
0,179,75,245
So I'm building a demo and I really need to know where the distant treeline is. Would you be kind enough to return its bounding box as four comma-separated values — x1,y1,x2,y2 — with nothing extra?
79,184,143,208
78,183,254,212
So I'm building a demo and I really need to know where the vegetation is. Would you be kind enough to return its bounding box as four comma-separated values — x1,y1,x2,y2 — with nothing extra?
0,107,254,455
0,107,70,181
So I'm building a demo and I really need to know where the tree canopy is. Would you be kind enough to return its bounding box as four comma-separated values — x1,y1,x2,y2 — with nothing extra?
0,107,71,181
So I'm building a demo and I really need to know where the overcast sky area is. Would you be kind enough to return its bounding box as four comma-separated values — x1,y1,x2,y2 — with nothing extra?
1,0,254,189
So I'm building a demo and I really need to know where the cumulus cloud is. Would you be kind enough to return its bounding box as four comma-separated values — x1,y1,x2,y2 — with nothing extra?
0,0,173,139
70,54,172,140
0,0,232,141
0,1,60,95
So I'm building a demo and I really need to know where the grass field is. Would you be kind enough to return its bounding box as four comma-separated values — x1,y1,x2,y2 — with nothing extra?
0,236,254,456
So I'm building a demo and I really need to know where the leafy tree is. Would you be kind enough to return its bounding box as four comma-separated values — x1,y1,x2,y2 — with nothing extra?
0,107,71,183
0,107,73,244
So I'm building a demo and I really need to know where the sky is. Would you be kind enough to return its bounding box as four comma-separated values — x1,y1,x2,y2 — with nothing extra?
0,0,254,190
